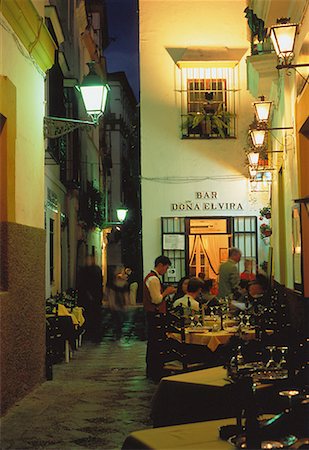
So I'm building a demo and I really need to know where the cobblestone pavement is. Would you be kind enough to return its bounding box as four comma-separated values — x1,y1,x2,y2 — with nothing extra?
1,332,158,450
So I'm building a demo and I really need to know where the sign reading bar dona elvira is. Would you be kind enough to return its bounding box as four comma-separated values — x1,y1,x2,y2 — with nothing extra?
171,191,244,211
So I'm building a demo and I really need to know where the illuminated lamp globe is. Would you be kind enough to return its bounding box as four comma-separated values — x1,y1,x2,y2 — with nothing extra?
116,208,128,223
253,96,272,123
250,129,266,148
248,151,260,167
80,62,110,124
270,20,298,63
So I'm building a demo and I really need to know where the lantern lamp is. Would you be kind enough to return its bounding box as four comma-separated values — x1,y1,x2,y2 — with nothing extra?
249,166,257,178
80,62,110,124
44,61,110,139
253,96,272,123
270,19,297,64
250,129,266,148
116,208,128,223
248,151,260,167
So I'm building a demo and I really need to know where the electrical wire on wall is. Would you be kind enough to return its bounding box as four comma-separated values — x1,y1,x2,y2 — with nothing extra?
141,175,246,184
0,16,45,78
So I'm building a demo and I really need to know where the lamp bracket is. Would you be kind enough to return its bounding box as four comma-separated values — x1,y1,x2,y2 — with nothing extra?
276,63,309,70
44,116,96,139
267,126,293,130
102,221,122,229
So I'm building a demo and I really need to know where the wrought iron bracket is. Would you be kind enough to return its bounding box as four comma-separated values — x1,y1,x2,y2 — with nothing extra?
44,116,97,139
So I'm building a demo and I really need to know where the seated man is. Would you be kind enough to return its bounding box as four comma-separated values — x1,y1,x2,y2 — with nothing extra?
172,277,203,321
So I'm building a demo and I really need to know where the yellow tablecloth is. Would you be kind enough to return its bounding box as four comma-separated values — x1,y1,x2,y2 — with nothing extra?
122,417,235,449
122,415,276,450
50,304,85,327
167,328,272,352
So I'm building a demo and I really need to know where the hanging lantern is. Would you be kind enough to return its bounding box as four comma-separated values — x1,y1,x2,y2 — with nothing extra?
248,151,260,167
253,96,272,123
250,129,266,148
270,20,298,64
80,62,110,124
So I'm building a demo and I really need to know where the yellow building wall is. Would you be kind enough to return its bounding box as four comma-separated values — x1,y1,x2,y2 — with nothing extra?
139,0,270,273
296,84,309,297
0,7,48,413
0,77,16,223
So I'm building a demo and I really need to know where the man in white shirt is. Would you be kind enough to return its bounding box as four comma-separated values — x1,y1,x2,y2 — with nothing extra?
143,255,176,381
173,277,203,318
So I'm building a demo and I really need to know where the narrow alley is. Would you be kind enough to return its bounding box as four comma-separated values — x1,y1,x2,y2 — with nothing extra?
1,330,157,450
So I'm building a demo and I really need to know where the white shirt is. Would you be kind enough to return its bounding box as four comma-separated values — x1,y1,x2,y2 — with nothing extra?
173,294,200,313
145,270,163,305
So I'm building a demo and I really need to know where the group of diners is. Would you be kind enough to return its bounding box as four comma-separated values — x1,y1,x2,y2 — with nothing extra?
167,270,269,321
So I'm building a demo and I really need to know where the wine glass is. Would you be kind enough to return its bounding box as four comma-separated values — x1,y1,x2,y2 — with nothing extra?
278,346,288,368
236,345,244,365
238,313,245,328
266,346,278,369
189,314,195,328
279,389,299,410
196,314,203,327
245,314,251,328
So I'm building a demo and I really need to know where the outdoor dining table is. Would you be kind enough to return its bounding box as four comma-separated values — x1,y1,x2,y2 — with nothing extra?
122,414,275,450
167,327,273,352
122,417,235,450
151,365,280,428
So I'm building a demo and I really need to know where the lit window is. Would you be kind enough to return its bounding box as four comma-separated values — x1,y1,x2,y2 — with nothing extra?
180,67,237,139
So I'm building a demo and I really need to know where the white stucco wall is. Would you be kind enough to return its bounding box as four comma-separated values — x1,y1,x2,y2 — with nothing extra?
0,13,45,229
139,0,270,274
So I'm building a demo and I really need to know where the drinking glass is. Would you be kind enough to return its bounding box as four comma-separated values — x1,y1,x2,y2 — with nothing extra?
279,389,299,409
189,315,195,327
238,313,245,328
196,314,203,327
278,346,288,368
266,346,277,369
245,314,251,328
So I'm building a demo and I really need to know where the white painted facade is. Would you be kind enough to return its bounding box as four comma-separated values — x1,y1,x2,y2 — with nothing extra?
139,0,269,278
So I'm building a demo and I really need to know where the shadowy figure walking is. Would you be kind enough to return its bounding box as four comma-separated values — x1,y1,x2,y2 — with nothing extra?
77,255,103,343
105,266,130,340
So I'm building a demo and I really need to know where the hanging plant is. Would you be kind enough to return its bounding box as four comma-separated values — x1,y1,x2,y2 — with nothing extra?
260,260,268,273
260,206,271,219
260,223,272,238
185,103,235,139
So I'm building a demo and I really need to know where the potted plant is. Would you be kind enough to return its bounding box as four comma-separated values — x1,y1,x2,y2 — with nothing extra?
185,103,234,138
260,206,271,219
260,223,272,238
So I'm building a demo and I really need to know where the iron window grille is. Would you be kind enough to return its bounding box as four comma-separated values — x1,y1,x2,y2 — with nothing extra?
180,67,237,139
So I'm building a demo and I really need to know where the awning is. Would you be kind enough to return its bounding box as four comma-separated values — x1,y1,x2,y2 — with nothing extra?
167,47,248,68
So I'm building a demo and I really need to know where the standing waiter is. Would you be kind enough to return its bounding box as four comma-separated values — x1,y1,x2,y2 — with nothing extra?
143,255,176,381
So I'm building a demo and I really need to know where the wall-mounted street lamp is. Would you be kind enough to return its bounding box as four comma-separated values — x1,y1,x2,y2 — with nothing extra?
250,122,293,149
247,151,260,167
116,208,128,223
44,62,110,138
253,96,272,123
102,207,128,229
270,18,309,75
250,128,267,148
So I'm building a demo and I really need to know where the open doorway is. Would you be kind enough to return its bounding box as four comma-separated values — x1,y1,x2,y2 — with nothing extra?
188,218,231,279
161,216,258,283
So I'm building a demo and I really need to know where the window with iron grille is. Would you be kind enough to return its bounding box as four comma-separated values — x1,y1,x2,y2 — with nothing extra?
232,216,258,275
180,67,237,139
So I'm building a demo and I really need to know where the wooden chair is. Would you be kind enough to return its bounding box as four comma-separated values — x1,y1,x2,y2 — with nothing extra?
163,312,208,374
